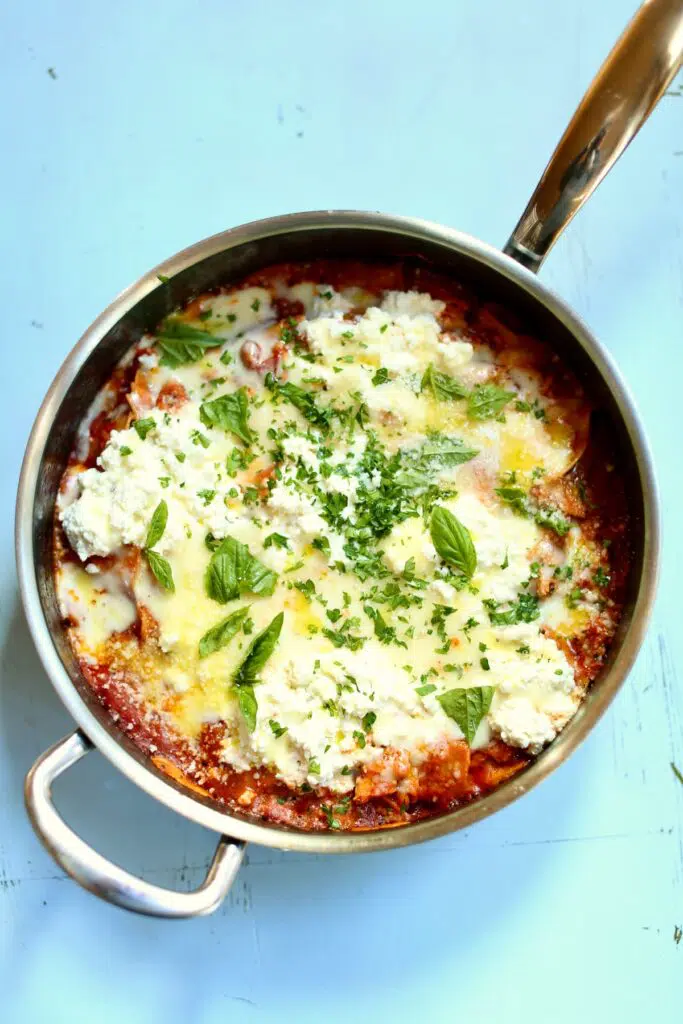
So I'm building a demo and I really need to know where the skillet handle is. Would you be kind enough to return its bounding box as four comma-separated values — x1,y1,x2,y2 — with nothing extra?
504,0,683,272
25,731,245,918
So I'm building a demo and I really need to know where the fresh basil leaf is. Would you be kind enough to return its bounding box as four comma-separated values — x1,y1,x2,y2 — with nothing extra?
394,436,477,494
145,550,175,592
430,506,477,578
198,606,251,658
407,435,478,472
438,686,494,744
467,383,515,420
133,417,155,440
233,611,284,687
265,373,332,433
145,500,168,549
237,684,258,732
156,318,222,368
199,388,255,445
415,683,437,696
421,364,469,402
421,436,478,466
205,536,278,604
392,468,431,492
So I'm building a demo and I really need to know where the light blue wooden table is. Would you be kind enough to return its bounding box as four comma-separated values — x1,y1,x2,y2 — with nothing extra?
2,1,681,1020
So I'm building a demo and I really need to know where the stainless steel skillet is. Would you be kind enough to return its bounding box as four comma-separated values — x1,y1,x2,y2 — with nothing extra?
16,0,681,916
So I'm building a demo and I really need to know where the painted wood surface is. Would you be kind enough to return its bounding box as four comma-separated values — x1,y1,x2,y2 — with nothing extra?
1,1,681,1020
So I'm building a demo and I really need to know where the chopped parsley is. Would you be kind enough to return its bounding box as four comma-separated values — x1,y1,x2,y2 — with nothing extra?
415,683,437,696
264,532,290,550
496,482,571,536
225,446,256,476
294,579,316,601
322,618,365,651
265,373,333,433
133,417,155,440
593,566,611,588
190,429,210,448
431,604,455,653
483,593,539,626
363,604,406,647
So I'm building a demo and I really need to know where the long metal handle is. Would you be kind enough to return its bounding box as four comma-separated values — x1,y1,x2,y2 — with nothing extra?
25,731,245,918
504,0,683,272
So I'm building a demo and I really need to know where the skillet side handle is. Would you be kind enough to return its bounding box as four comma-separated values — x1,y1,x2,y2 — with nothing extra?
25,731,245,918
504,0,683,272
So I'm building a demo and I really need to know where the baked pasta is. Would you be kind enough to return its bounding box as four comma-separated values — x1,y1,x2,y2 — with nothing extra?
54,261,631,831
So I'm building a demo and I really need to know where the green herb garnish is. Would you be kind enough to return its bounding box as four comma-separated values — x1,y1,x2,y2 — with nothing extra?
483,593,539,626
437,686,494,744
430,506,477,578
265,373,332,433
199,388,255,445
156,318,222,367
198,606,251,658
142,501,175,592
264,532,289,550
421,364,468,402
362,711,377,733
467,383,515,420
206,536,278,604
416,683,437,696
145,500,168,549
496,484,571,537
145,550,175,592
133,417,155,440
233,611,284,692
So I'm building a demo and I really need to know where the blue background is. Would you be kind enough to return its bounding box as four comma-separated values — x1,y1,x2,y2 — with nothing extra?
1,1,681,1021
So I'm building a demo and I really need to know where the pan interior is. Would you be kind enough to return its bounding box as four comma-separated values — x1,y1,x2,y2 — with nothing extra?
30,222,648,840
